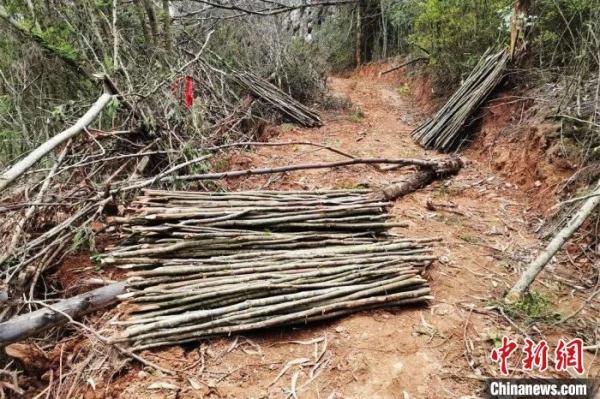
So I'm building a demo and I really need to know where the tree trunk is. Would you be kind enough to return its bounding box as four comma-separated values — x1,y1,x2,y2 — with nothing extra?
141,0,159,44
380,0,387,59
0,282,127,346
112,0,120,70
510,0,531,57
381,157,463,200
505,180,600,302
134,0,151,46
355,4,362,67
161,0,172,51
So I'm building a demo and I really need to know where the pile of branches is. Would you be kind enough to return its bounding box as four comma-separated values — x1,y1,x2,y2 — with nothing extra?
102,189,436,350
412,49,510,152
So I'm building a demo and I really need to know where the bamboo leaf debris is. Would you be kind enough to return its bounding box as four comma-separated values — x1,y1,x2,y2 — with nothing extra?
103,189,437,350
412,49,510,152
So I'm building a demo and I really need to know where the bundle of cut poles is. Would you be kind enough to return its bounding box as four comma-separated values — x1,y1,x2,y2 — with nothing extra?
412,49,510,152
234,72,323,128
104,189,436,350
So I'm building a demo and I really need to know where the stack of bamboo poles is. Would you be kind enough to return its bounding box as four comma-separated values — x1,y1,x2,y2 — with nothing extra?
104,189,436,350
109,189,404,232
235,72,322,127
412,49,510,152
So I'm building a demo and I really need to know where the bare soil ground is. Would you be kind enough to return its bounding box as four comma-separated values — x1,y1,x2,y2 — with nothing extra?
52,69,599,398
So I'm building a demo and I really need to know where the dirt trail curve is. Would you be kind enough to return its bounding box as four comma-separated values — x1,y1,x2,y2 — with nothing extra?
111,72,584,398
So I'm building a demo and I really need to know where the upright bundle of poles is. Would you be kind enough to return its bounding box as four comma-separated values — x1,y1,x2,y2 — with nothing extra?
412,49,510,152
103,189,437,350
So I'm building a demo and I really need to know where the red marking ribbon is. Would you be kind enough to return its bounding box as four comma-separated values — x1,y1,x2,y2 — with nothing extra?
185,76,194,110
171,76,194,110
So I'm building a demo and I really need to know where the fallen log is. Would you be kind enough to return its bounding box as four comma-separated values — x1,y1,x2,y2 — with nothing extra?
381,157,463,200
0,281,126,346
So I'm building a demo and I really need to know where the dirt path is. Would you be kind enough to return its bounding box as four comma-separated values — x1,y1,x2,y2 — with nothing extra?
111,73,591,398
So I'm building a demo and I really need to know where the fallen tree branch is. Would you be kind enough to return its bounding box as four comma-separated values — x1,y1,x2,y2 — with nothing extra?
0,89,114,193
0,281,126,346
158,157,459,184
505,180,600,303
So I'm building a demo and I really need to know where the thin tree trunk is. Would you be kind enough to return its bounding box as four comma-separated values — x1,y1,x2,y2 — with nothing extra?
134,1,151,46
161,0,172,51
355,4,362,67
0,90,114,192
380,0,387,59
112,0,120,70
505,180,600,302
84,0,108,64
141,0,159,44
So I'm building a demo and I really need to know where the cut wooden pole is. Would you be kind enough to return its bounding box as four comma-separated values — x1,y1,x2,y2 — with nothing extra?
0,281,126,346
505,180,600,302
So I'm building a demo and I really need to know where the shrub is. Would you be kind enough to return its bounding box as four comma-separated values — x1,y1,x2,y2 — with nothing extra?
410,0,511,87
